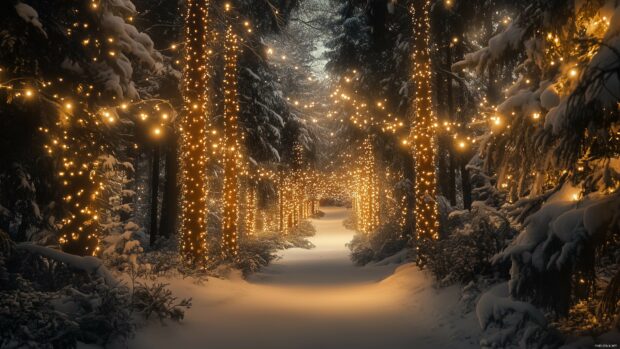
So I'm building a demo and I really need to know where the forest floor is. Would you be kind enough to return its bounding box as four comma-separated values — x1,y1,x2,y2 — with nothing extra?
122,207,480,349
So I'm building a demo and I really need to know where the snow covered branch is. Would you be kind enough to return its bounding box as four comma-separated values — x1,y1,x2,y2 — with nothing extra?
16,243,118,286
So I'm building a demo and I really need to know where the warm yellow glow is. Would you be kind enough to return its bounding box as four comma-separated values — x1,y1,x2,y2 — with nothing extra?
409,0,439,266
179,0,212,267
353,137,380,234
220,22,241,260
569,68,578,78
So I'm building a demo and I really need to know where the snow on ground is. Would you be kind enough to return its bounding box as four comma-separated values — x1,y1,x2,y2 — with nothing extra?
124,207,480,349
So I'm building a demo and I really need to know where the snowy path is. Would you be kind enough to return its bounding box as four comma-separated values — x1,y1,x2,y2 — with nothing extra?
248,207,398,286
126,207,480,349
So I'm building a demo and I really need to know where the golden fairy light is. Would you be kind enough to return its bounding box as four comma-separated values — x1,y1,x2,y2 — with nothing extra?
179,0,211,267
0,0,181,257
220,22,241,260
53,125,103,256
242,174,257,237
273,144,315,234
409,0,439,265
353,137,380,234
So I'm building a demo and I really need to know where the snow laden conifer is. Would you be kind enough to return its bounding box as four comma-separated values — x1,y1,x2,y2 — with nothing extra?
97,154,143,269
0,0,170,255
454,0,620,343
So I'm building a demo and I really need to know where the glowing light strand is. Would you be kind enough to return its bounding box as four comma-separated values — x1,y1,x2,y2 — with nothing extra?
220,21,241,260
409,0,439,266
179,0,211,267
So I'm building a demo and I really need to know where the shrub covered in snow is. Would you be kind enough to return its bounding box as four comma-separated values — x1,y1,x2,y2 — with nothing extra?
348,221,409,266
235,231,285,275
0,230,191,347
347,233,375,266
0,231,133,347
426,202,516,286
132,282,191,323
101,223,144,271
477,283,562,349
286,220,317,249
235,220,316,275
98,154,145,271
1,285,134,349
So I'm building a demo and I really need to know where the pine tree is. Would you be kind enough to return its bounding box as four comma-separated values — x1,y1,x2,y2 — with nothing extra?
454,0,620,337
0,0,165,255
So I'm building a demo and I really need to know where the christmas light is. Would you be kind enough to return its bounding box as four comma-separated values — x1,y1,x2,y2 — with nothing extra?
179,0,212,267
409,0,439,266
242,174,257,237
569,68,578,78
221,21,241,260
353,137,380,234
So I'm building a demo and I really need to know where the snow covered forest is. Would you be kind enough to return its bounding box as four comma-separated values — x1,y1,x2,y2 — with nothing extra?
0,0,619,348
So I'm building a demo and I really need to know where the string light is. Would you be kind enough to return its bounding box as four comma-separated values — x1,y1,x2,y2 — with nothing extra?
4,83,174,258
242,173,257,237
13,0,180,256
353,137,380,234
220,21,241,260
409,0,439,266
271,144,316,234
179,0,212,267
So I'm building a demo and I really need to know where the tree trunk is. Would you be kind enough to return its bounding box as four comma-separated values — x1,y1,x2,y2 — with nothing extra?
446,43,457,206
454,42,472,210
485,10,499,105
159,134,179,239
178,0,211,266
435,37,450,200
278,168,284,233
460,156,472,210
149,143,160,247
410,0,439,266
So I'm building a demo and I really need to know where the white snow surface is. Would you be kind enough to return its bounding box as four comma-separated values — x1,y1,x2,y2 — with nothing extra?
123,207,480,349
